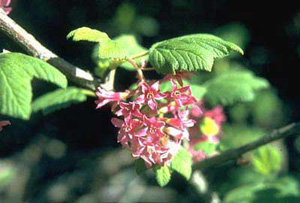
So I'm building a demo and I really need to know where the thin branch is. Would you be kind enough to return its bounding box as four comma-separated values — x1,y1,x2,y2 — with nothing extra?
128,58,145,81
141,67,155,71
193,122,300,170
0,10,100,90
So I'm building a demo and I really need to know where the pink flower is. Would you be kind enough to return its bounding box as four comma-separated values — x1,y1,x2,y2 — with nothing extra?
168,80,196,106
0,0,11,14
96,77,201,168
164,126,190,142
132,144,169,167
111,118,144,146
0,120,10,132
115,102,143,122
95,87,129,109
138,115,166,138
191,103,203,118
136,81,165,110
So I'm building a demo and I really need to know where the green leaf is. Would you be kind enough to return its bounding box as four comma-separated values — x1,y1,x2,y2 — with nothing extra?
224,176,300,203
251,90,284,128
252,145,283,175
170,147,192,180
93,35,148,71
204,71,269,106
114,35,148,71
32,87,88,115
0,53,67,119
93,40,127,70
149,34,243,74
67,27,110,42
194,142,217,155
155,165,171,187
190,84,207,100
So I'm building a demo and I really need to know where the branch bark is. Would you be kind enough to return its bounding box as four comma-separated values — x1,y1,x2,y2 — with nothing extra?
0,10,101,90
194,122,300,170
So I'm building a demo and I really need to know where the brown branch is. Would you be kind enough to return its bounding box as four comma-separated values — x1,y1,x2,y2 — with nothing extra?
194,122,300,170
127,58,145,81
0,10,101,90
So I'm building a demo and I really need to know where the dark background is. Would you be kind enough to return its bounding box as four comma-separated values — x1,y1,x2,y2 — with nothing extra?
1,0,300,202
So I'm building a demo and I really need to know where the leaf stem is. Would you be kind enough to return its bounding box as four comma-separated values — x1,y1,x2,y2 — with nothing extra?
130,51,149,60
127,58,145,81
141,67,155,71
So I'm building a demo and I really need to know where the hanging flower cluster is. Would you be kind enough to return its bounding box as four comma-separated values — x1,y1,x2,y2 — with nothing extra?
96,75,198,167
0,0,12,15
189,103,226,162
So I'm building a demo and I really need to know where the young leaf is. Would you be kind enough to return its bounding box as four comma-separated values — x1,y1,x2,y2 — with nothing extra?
155,165,171,187
114,35,148,71
170,147,192,180
32,87,88,115
203,71,269,106
93,35,148,71
67,27,110,42
93,40,127,70
252,145,283,175
0,53,67,120
149,34,243,74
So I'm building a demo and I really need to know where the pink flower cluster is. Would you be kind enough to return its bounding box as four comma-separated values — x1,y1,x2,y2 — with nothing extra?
96,75,197,167
189,103,226,162
0,0,12,14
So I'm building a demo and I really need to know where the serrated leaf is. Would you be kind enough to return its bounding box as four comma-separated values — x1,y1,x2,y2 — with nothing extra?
155,165,171,187
204,71,269,106
252,145,283,175
0,53,67,119
170,147,192,180
67,27,110,42
149,34,243,74
32,87,87,115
